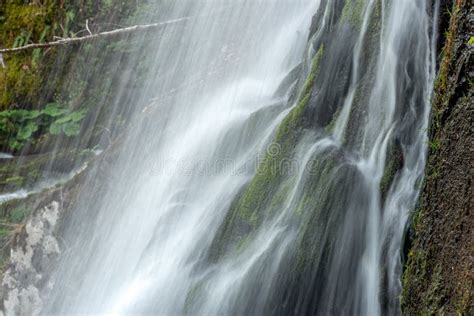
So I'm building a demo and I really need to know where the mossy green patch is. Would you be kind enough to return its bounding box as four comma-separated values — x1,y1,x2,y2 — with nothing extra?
0,103,87,151
184,279,206,314
209,45,325,262
8,207,29,223
324,106,341,134
0,149,81,193
236,45,325,225
0,1,60,109
402,1,472,314
2,176,25,188
341,0,366,27
0,227,9,238
0,1,143,154
380,156,398,200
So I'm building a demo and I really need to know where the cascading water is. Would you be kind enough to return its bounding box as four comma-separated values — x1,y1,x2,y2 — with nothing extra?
31,0,438,315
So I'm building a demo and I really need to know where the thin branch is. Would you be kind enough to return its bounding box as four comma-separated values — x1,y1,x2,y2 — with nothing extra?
85,19,92,36
0,16,191,54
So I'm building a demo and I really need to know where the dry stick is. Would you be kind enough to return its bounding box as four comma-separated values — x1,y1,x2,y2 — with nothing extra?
0,3,240,56
0,16,191,54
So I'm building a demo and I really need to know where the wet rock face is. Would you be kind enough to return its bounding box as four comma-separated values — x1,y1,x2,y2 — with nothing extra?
402,0,473,314
0,201,60,316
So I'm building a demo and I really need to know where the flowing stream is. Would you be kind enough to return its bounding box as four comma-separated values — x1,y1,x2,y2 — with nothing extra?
41,0,438,315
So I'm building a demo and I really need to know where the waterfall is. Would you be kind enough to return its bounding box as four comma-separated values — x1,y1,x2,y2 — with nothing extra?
36,0,438,315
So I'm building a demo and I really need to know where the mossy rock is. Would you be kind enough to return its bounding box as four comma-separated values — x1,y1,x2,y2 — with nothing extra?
0,149,86,192
379,139,404,202
208,45,325,262
341,0,367,27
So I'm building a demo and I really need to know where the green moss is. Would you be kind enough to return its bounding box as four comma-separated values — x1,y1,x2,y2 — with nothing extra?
0,1,58,109
341,0,366,27
0,227,9,238
379,139,406,202
428,139,442,152
425,264,445,313
292,156,337,261
236,234,253,253
209,45,325,262
184,280,205,314
240,45,325,217
431,3,462,131
0,149,81,194
0,1,142,154
402,2,471,313
403,260,446,315
401,246,427,309
8,207,29,223
0,104,87,152
379,159,397,198
2,176,25,188
0,1,138,105
454,283,472,315
324,106,341,133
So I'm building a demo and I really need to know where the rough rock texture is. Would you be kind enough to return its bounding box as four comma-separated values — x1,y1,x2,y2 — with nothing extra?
0,201,60,316
0,123,123,315
401,0,473,314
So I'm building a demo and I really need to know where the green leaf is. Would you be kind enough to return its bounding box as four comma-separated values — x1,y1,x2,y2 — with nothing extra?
54,115,73,124
24,110,41,120
13,36,25,48
62,122,81,137
8,110,41,122
42,103,66,117
49,122,62,135
9,110,28,121
0,118,10,132
8,140,23,150
66,10,75,22
69,109,87,122
39,26,50,43
32,49,42,66
55,109,87,124
17,122,38,140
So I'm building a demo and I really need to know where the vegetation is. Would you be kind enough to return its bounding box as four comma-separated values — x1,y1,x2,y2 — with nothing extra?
0,0,142,153
208,45,325,261
0,0,145,271
402,0,473,314
341,0,367,27
0,103,86,151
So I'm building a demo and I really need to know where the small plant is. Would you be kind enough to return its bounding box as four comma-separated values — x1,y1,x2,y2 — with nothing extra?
8,207,29,223
0,102,87,151
0,227,9,238
3,176,25,187
32,26,51,66
48,105,87,137
428,139,441,152
12,30,32,48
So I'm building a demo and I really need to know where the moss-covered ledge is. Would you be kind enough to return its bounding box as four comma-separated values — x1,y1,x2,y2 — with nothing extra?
206,45,325,262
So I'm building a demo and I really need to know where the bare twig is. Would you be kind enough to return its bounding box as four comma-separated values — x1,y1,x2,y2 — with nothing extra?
0,3,242,55
85,19,92,36
0,16,191,54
